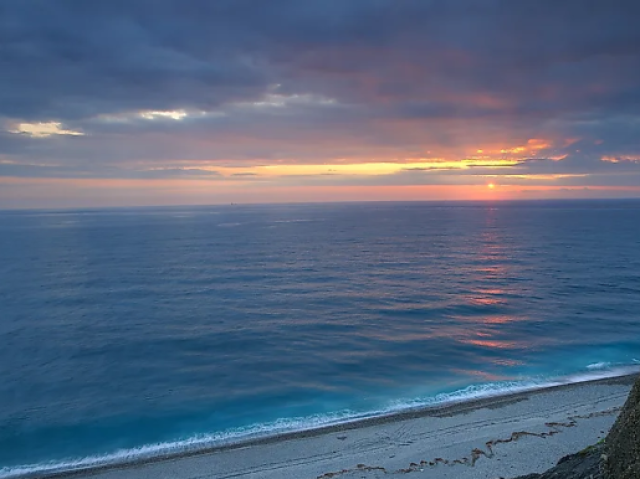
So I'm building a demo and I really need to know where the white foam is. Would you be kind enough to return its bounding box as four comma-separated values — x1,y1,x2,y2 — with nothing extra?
559,364,640,385
3,363,638,479
587,361,612,370
271,219,316,223
384,379,557,412
0,411,368,479
386,364,640,413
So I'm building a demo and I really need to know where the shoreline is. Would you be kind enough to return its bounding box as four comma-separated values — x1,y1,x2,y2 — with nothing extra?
9,370,639,479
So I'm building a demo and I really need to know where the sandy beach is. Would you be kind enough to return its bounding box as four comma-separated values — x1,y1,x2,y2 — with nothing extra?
28,374,636,479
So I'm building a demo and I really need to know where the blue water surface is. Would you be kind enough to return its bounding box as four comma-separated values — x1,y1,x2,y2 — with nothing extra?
1,201,639,476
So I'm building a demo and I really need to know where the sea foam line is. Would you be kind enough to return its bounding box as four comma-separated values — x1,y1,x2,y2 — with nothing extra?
2,364,639,479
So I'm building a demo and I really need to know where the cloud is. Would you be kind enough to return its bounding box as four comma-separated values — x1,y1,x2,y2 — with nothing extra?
0,161,222,179
8,121,84,138
0,0,639,204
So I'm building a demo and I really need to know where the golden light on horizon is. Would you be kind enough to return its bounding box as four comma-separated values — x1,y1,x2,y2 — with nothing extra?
180,158,521,179
488,183,495,189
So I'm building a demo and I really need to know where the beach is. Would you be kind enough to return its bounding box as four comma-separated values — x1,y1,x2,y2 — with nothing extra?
31,374,635,479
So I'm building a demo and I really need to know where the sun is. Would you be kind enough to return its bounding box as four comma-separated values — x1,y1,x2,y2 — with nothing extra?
488,183,495,189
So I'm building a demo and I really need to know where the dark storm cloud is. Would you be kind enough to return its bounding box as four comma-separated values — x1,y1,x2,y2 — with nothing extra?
0,161,221,179
1,0,639,184
3,0,640,119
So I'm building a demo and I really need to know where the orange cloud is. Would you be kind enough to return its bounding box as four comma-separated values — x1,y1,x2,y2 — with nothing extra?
601,156,640,163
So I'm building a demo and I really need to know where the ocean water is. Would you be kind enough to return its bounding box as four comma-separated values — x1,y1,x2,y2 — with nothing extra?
1,200,640,477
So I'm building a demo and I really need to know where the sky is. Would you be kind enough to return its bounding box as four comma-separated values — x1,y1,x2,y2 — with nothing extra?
1,0,640,208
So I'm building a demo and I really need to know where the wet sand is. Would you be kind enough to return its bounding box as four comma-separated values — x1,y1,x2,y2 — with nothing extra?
27,374,638,479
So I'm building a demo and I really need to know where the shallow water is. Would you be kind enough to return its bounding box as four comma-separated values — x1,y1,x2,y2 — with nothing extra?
1,201,639,477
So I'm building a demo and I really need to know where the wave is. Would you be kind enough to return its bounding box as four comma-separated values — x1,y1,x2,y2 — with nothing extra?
0,411,366,479
587,361,612,370
271,219,317,223
388,364,640,412
3,363,639,479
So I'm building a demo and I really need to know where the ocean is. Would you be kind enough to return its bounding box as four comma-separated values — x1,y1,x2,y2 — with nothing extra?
1,200,639,477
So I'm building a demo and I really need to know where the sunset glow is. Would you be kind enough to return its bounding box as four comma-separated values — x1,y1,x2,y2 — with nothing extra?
1,2,639,208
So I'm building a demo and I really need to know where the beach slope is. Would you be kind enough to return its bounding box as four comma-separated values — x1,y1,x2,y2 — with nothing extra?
37,375,637,479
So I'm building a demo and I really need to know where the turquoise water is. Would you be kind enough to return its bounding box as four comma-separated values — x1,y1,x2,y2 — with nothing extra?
1,201,639,477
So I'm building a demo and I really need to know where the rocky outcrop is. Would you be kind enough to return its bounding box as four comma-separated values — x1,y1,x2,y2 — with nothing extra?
513,376,640,479
514,443,603,479
603,377,640,479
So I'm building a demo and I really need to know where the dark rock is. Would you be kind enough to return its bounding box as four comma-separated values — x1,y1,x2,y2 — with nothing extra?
512,376,640,479
515,444,602,479
604,378,640,479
